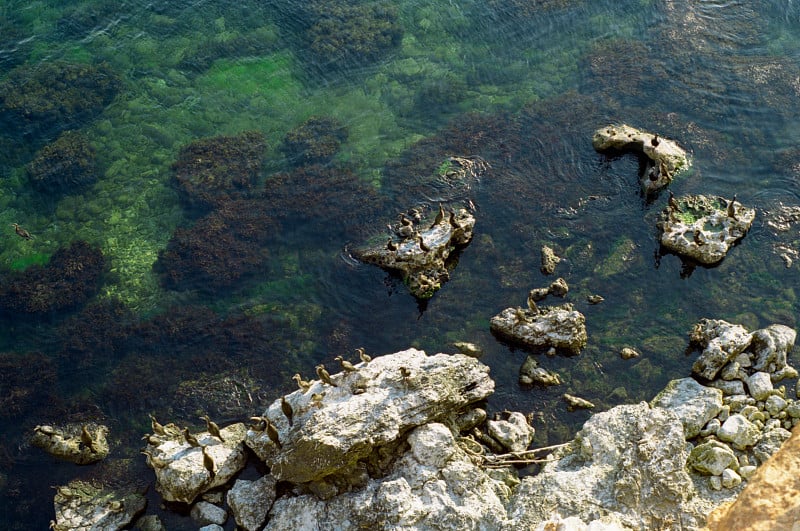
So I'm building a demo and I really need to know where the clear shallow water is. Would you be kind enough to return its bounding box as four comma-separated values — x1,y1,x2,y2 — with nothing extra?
1,0,800,528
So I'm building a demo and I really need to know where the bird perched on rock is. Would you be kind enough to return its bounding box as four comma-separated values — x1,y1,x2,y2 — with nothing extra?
399,366,412,381
201,445,215,478
526,292,538,313
386,238,398,252
693,229,704,246
249,416,267,432
416,234,430,252
651,133,660,147
334,355,357,373
281,396,294,426
356,347,371,364
200,414,224,442
182,427,201,448
668,190,681,212
727,194,737,219
434,203,446,225
80,425,97,453
11,223,32,240
149,414,167,437
316,364,338,387
265,418,282,449
292,373,311,393
311,392,326,408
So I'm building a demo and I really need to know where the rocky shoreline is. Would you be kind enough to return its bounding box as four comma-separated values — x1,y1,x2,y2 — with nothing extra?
45,314,799,530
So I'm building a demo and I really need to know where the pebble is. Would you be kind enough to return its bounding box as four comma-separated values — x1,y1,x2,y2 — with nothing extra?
721,468,742,489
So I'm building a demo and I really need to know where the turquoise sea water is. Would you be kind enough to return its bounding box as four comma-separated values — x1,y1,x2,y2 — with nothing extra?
2,0,800,527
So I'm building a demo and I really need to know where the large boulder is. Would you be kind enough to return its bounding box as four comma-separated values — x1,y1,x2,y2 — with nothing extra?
246,348,494,484
659,194,755,265
650,377,723,438
51,480,145,531
142,423,247,504
31,423,109,465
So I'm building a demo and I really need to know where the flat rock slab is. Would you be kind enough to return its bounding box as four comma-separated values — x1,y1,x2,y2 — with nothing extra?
490,303,587,355
246,348,494,484
52,480,145,531
659,194,755,265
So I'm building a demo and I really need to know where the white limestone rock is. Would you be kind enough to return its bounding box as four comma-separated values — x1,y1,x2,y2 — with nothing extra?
487,412,535,453
720,468,742,489
764,395,787,416
190,501,227,526
264,423,512,530
752,426,792,464
247,348,494,484
51,480,145,531
31,423,110,465
746,372,774,401
687,440,736,476
227,475,277,531
143,423,248,504
751,324,796,374
650,377,723,438
717,414,761,450
490,303,588,355
690,320,752,381
506,403,706,530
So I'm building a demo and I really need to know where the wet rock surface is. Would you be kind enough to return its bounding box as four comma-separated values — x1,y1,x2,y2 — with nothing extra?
490,302,587,354
659,194,756,265
355,205,476,299
592,124,691,195
31,423,109,465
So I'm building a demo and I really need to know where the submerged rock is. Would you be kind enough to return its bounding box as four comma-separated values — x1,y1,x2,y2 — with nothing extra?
51,480,145,531
592,124,690,195
658,194,755,265
31,423,109,465
490,303,587,355
355,206,475,299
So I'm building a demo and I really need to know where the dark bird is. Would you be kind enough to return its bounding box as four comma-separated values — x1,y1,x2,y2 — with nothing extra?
316,364,338,387
727,194,737,219
281,396,294,426
399,366,412,380
265,418,282,449
668,190,681,212
182,427,201,447
651,133,660,147
149,414,166,436
11,223,31,240
293,373,311,393
416,234,430,253
200,414,224,442
434,203,445,225
80,425,96,453
334,355,357,373
693,229,704,246
356,347,371,364
386,238,398,252
249,416,267,431
526,292,538,313
201,445,215,478
399,214,413,226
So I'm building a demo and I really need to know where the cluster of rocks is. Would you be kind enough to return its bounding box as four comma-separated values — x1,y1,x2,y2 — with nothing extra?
679,319,799,491
659,194,756,265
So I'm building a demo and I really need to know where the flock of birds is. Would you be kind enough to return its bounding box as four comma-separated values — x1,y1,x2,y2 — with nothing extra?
144,348,376,477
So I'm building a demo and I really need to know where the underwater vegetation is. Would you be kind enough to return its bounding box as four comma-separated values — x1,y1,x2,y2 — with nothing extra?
25,130,98,195
0,61,121,142
154,199,276,293
302,1,404,72
56,299,135,370
171,131,267,212
0,241,106,316
281,116,349,167
0,351,56,420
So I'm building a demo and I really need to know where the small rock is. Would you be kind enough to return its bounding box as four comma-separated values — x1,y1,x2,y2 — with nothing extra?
699,418,721,437
133,515,165,531
650,378,722,439
709,379,746,396
746,372,774,401
190,501,227,527
548,277,569,297
764,395,787,417
519,356,561,386
709,476,723,490
487,412,535,453
227,475,277,531
528,287,550,302
452,341,483,358
738,465,757,479
563,394,595,411
198,526,224,531
454,408,487,433
717,414,761,450
721,468,742,489
687,440,736,476
540,245,560,275
620,347,640,360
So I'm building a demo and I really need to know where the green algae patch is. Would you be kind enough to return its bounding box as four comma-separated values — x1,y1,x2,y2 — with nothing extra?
197,52,301,98
10,253,50,271
594,237,639,278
